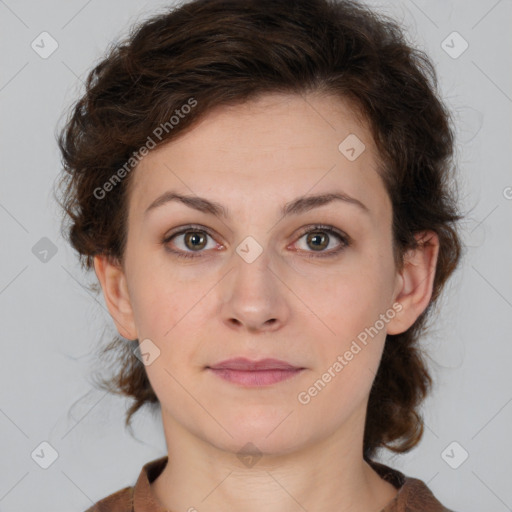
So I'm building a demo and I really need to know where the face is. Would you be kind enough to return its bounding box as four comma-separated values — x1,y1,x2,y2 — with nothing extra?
96,92,436,457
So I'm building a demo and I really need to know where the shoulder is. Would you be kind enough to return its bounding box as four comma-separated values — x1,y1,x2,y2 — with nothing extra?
83,485,134,512
81,455,167,512
368,460,457,512
398,475,457,512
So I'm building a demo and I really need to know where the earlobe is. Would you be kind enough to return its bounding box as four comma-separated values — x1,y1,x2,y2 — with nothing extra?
93,254,138,340
386,231,440,335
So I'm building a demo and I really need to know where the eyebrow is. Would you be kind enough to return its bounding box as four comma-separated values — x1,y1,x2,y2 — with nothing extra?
144,190,369,219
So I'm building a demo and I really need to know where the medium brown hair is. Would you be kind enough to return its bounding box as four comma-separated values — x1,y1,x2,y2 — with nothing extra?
55,0,463,461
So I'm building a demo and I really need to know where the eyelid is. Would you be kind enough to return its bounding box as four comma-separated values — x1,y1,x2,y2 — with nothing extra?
294,224,351,245
163,223,220,242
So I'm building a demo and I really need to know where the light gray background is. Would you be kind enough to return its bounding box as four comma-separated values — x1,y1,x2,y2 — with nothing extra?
1,0,511,511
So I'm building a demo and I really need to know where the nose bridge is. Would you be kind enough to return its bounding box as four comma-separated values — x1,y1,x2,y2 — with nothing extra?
220,232,289,331
232,233,276,299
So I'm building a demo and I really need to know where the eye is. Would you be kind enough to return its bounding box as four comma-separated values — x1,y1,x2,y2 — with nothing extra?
162,223,351,260
293,224,350,258
162,225,220,259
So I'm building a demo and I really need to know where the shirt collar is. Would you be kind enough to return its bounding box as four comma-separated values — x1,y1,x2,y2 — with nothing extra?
132,455,450,512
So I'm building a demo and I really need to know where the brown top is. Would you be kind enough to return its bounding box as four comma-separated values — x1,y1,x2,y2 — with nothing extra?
84,456,455,512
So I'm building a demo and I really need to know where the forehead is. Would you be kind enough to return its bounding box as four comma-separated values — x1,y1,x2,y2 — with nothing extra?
128,92,389,222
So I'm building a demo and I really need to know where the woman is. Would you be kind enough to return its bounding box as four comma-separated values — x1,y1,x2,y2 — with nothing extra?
55,0,463,510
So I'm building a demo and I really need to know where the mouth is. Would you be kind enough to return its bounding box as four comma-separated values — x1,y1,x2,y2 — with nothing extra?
206,358,305,387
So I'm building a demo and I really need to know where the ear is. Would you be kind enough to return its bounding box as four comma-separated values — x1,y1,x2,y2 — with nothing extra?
386,231,440,335
93,254,138,340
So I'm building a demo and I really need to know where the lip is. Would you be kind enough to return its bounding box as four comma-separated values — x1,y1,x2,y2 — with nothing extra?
209,357,301,371
207,358,305,387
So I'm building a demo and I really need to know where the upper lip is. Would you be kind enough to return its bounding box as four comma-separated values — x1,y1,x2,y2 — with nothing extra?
208,358,302,371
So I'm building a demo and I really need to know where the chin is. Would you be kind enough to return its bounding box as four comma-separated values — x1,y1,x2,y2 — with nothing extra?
211,432,305,460
207,407,309,456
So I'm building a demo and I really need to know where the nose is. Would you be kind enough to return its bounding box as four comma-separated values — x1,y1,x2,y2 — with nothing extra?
220,243,290,334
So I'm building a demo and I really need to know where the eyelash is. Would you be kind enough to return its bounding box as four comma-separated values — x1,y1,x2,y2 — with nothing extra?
162,224,351,260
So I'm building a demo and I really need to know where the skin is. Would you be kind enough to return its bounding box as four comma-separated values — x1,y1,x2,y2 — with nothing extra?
94,92,439,512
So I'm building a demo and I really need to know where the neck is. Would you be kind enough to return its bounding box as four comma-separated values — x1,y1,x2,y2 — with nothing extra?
150,408,398,512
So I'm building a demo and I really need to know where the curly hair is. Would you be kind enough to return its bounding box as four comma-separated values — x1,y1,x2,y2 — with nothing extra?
54,0,463,461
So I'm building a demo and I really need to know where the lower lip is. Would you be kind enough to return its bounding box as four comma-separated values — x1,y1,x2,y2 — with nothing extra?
208,368,304,386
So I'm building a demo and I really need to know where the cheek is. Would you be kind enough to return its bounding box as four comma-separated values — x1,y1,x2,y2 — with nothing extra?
126,245,210,338
134,287,206,346
297,275,392,424
315,261,394,339
295,343,383,440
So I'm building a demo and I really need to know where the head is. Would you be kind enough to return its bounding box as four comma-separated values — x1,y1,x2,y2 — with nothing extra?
55,0,462,461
